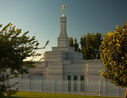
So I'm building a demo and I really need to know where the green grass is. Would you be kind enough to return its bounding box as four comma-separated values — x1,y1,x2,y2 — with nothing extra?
4,92,122,98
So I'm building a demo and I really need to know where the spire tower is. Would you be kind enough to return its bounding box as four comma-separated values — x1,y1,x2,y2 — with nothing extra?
58,4,69,47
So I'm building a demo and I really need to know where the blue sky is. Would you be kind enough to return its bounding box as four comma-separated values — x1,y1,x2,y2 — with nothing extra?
0,0,127,59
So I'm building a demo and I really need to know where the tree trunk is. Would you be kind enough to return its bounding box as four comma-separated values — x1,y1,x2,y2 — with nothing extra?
125,88,127,98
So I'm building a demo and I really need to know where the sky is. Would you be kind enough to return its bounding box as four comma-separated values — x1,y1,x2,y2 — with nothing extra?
0,0,127,60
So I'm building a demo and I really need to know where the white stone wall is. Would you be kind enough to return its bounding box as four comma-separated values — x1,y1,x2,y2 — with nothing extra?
44,61,64,80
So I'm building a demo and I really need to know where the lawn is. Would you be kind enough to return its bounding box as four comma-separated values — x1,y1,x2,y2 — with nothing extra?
4,92,121,98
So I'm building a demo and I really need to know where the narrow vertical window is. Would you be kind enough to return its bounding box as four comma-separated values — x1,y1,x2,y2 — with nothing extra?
80,76,84,81
67,75,71,80
80,75,85,92
67,75,71,91
74,75,77,91
74,75,77,81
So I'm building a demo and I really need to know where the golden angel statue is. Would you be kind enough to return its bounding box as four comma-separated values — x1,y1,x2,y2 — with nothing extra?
62,4,65,16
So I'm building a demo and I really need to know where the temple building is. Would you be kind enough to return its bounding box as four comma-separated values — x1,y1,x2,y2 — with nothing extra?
42,4,86,81
33,4,105,92
27,5,125,95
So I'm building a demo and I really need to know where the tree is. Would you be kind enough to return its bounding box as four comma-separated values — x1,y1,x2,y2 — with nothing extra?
69,32,102,60
80,36,87,59
74,38,80,52
69,37,74,47
100,23,127,97
90,33,97,59
95,32,102,59
0,23,41,97
80,32,102,59
69,37,80,52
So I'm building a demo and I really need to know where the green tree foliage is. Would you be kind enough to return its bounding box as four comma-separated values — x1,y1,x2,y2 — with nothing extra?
100,23,127,87
69,37,80,52
0,23,41,97
74,38,80,52
69,32,102,59
80,36,87,59
80,32,102,59
96,32,102,59
69,37,74,47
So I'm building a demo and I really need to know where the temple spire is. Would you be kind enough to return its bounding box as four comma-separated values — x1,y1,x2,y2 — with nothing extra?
57,4,69,47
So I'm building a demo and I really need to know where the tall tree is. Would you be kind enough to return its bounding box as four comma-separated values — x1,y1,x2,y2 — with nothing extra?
69,37,74,47
91,33,97,59
80,32,102,59
80,36,87,59
95,32,102,59
74,38,80,52
100,23,127,97
70,32,102,60
84,33,92,59
0,23,41,97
